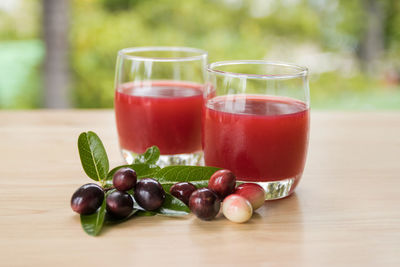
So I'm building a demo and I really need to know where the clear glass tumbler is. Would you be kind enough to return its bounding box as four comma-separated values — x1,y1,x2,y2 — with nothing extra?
114,47,207,166
203,61,310,200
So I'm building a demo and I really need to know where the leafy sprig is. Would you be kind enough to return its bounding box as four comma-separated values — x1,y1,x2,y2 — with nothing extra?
76,131,219,236
78,131,109,185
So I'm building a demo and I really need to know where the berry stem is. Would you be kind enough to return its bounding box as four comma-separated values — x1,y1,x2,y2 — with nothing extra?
104,186,115,192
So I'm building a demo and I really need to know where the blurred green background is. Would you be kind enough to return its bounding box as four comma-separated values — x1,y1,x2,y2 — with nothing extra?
0,0,399,109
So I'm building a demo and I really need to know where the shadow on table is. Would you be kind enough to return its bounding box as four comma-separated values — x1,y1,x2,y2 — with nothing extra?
188,193,305,262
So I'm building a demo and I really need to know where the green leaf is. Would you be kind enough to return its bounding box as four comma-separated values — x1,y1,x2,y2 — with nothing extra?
135,210,157,217
133,193,189,216
133,146,160,164
156,193,190,216
105,209,139,225
105,164,161,187
154,166,220,191
80,197,106,236
78,131,109,181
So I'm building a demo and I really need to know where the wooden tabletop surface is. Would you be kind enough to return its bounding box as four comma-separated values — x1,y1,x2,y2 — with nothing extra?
0,110,399,266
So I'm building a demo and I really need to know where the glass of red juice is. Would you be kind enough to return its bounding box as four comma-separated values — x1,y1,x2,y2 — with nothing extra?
203,61,310,200
114,47,208,166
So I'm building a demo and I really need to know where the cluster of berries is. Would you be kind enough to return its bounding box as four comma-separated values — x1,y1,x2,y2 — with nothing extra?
170,169,266,223
71,168,166,218
71,168,265,223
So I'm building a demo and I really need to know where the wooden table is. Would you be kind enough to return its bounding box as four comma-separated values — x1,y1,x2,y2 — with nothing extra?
0,111,399,266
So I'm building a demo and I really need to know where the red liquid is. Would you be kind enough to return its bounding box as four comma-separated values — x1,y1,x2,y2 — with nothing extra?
203,95,309,183
115,81,203,154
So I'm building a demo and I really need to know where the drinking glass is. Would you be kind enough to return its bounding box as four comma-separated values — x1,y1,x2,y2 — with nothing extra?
204,61,310,199
114,47,207,166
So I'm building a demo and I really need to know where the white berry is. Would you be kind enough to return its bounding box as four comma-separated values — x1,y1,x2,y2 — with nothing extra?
222,194,253,223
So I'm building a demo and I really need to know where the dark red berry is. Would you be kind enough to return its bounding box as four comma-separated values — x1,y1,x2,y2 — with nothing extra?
170,182,197,205
71,183,104,215
106,191,133,219
134,178,166,211
208,169,236,199
113,167,137,191
189,188,221,220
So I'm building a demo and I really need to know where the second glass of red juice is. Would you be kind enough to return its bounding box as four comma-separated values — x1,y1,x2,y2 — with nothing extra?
203,61,310,200
114,47,207,166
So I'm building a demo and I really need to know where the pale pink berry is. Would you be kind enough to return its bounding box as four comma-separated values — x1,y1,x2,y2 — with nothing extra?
235,183,266,210
222,194,253,223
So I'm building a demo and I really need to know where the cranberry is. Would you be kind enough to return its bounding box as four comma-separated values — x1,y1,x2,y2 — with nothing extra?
235,183,266,210
222,194,253,223
106,191,133,218
71,183,104,215
170,182,197,205
113,167,137,191
208,169,236,199
134,178,166,211
189,188,221,220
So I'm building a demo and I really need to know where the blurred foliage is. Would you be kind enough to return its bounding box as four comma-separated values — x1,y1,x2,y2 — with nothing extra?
100,0,140,12
69,0,400,109
0,0,42,108
0,0,400,109
0,40,43,108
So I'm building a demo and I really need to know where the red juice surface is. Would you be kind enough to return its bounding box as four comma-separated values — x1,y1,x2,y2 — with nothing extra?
203,95,309,182
115,81,203,155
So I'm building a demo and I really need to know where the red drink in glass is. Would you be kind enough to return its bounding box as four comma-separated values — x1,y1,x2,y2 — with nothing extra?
203,95,309,194
115,81,203,155
114,47,207,165
205,60,310,199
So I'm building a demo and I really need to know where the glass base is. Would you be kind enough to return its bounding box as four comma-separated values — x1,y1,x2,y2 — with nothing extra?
121,149,203,167
238,177,295,200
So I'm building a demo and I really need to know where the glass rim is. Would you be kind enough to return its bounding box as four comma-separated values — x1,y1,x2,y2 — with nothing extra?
117,46,208,62
207,60,308,80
